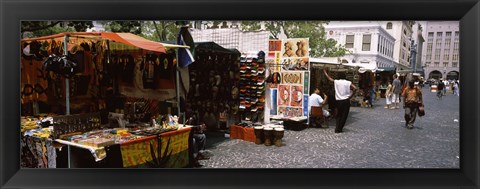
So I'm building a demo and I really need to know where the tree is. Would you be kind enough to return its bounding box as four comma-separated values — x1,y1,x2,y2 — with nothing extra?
21,21,93,38
102,21,179,42
241,21,349,58
102,21,142,35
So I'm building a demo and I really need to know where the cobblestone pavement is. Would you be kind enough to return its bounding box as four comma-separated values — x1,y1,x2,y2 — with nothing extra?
200,87,460,168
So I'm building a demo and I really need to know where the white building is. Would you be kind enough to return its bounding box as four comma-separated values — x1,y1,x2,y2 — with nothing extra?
378,21,415,70
421,21,460,80
325,21,396,71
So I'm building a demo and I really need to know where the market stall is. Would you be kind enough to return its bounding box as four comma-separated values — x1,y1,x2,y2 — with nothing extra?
184,42,241,131
20,32,194,168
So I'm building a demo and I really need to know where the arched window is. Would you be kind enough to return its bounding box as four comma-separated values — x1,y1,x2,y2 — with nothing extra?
342,59,349,63
386,22,392,29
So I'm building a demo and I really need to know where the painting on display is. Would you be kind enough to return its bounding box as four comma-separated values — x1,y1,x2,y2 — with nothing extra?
281,57,309,71
269,40,282,52
281,71,303,85
280,38,309,58
289,85,303,107
270,89,278,115
304,71,310,94
278,106,303,117
277,85,291,106
303,95,309,117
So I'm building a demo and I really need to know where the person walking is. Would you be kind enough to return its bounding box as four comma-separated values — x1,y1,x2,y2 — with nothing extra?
453,81,459,96
437,79,445,99
323,67,357,133
391,74,402,109
402,80,424,129
384,81,393,109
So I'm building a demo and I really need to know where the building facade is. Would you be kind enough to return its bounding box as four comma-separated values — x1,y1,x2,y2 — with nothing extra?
377,21,415,70
325,21,396,70
421,21,460,80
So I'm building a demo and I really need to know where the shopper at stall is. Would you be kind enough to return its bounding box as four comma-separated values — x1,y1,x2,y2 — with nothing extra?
402,80,424,129
323,67,357,133
391,74,402,109
180,112,209,167
308,87,330,127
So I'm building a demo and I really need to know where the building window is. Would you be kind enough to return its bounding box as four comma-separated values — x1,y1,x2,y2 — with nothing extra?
426,62,431,67
446,32,452,37
452,62,458,67
362,34,371,51
435,49,441,60
345,35,354,48
426,43,433,60
387,22,392,29
437,32,443,38
455,31,459,37
443,62,448,67
444,52,450,61
428,32,434,38
434,62,440,67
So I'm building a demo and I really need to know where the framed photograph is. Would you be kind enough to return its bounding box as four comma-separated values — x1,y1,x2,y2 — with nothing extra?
1,0,479,189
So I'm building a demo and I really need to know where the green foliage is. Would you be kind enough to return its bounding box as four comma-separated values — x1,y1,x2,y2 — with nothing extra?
242,21,349,58
32,27,76,37
103,21,142,35
21,21,93,37
240,21,261,31
103,21,179,42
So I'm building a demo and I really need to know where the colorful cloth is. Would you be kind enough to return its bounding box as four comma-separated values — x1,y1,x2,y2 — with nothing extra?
120,127,191,168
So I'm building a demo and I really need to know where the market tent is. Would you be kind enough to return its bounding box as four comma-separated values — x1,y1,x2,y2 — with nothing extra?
21,32,174,53
193,42,240,55
376,67,396,72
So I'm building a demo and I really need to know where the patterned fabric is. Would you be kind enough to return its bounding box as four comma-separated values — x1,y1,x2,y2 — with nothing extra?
21,136,57,168
120,135,157,168
120,128,191,168
160,128,191,168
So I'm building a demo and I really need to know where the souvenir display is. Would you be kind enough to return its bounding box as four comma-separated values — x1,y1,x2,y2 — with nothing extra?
186,48,240,129
238,51,266,123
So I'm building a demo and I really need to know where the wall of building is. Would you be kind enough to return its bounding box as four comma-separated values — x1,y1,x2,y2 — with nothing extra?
421,21,460,79
325,22,396,69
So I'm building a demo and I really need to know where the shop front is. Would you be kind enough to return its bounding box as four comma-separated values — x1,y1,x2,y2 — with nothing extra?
20,32,195,168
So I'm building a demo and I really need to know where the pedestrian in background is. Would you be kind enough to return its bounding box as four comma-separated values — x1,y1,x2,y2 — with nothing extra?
323,67,357,133
453,81,459,96
402,80,424,129
437,79,445,99
391,74,402,109
384,81,393,109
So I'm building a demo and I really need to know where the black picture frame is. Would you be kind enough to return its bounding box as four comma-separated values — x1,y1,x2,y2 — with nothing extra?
1,0,479,188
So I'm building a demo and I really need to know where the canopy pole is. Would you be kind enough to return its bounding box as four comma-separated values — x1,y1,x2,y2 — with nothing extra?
175,49,181,118
64,35,70,115
63,35,71,169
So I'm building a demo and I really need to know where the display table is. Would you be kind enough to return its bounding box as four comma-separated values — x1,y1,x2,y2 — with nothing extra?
230,125,256,143
27,126,194,168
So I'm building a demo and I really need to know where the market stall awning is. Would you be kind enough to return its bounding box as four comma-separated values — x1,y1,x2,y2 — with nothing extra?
343,63,378,73
21,32,176,53
377,67,396,72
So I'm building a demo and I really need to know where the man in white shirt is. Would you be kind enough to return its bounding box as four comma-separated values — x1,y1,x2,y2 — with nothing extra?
323,67,357,133
308,87,330,127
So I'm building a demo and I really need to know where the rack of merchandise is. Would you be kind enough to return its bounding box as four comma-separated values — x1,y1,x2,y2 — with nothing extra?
238,51,266,123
